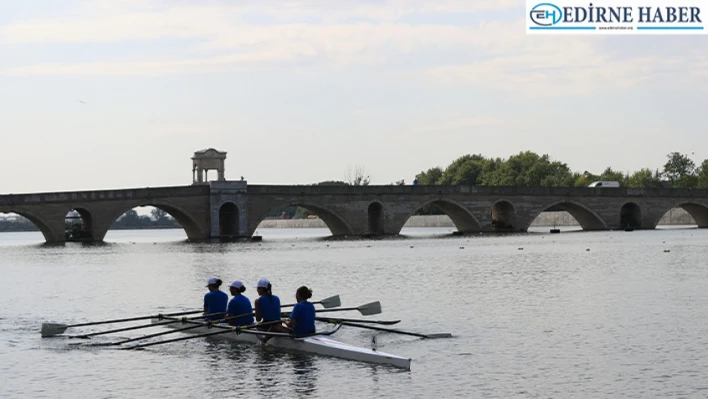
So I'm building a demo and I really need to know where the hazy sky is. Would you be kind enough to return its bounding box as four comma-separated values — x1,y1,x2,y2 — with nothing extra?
1,0,707,194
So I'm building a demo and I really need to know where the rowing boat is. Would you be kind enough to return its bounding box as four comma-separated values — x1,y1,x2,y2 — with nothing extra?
150,317,412,370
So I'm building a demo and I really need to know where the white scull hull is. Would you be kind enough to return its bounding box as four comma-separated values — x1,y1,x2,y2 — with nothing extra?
150,318,412,370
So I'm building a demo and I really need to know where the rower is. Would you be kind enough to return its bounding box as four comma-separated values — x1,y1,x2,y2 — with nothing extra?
203,277,228,321
225,280,254,326
284,286,316,336
254,278,282,331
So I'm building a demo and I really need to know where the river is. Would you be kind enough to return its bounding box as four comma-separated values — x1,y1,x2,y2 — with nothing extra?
1,226,707,398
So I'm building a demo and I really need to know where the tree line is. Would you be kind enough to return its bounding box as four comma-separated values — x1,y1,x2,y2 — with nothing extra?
415,151,708,189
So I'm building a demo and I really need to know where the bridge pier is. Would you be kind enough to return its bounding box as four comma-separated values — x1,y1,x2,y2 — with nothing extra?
3,185,708,244
209,181,248,239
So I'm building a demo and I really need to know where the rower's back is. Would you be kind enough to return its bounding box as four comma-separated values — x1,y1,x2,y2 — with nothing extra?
258,294,281,322
290,301,316,335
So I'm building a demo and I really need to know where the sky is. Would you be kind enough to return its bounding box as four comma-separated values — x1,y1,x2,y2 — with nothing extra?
1,0,707,194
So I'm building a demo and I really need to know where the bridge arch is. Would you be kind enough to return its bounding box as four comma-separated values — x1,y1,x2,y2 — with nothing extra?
252,202,354,236
218,201,241,237
528,200,608,230
65,207,95,241
654,201,708,228
491,199,517,231
0,209,64,243
620,202,642,229
96,199,206,241
395,198,482,234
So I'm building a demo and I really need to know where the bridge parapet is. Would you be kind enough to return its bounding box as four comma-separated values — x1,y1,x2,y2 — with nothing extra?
247,185,708,197
0,185,208,206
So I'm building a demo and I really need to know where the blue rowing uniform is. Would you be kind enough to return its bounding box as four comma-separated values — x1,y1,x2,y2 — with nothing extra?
227,295,254,326
290,301,316,335
203,290,228,320
258,295,281,322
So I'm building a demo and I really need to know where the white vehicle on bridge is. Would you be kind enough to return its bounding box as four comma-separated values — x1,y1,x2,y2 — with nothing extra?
588,181,620,187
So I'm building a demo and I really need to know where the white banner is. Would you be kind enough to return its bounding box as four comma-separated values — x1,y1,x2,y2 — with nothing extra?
526,0,707,34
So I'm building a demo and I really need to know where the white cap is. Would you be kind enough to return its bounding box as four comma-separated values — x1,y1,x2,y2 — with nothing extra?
255,278,270,289
205,276,219,287
229,280,244,289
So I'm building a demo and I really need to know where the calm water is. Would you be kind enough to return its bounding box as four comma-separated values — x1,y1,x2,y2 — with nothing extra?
1,226,707,398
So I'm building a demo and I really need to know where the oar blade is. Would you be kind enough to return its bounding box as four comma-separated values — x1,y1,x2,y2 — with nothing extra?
41,323,68,337
319,295,341,309
357,301,382,316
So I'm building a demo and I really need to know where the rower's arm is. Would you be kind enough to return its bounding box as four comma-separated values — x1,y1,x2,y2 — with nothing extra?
285,318,296,328
254,298,262,322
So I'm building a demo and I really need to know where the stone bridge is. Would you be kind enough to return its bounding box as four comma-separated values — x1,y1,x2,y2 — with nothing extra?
1,181,708,243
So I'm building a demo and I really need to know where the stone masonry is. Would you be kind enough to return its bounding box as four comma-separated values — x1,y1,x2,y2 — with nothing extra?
1,183,708,243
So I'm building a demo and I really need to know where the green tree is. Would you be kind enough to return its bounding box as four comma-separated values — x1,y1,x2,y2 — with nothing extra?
480,151,572,187
697,160,708,189
625,168,663,188
599,167,627,184
438,154,497,185
119,210,140,224
151,208,168,221
663,152,696,182
674,175,698,188
415,167,443,185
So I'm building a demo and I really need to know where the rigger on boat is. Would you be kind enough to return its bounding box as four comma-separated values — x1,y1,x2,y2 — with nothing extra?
41,281,453,370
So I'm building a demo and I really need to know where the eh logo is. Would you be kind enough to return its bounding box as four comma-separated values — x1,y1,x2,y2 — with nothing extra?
530,3,563,26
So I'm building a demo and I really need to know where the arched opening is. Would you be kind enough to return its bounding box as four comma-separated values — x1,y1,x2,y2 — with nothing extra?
492,201,516,231
253,203,353,238
367,202,385,235
620,202,642,229
0,212,46,243
104,205,190,242
528,201,607,232
219,202,240,237
398,199,481,236
65,208,94,241
655,203,708,228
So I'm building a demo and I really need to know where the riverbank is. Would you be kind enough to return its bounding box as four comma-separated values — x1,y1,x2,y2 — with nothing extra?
257,208,697,228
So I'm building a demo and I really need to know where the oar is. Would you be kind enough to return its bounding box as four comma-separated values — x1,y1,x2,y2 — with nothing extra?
84,312,258,347
41,309,204,337
313,295,341,308
282,295,340,309
44,296,340,338
336,321,452,339
285,301,381,316
67,312,226,339
121,320,290,350
42,310,203,337
69,295,340,339
315,317,400,325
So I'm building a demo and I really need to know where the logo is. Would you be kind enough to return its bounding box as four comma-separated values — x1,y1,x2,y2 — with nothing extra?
525,0,707,35
530,3,563,26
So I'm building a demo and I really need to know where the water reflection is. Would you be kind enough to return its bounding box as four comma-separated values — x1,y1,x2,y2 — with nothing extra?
253,347,285,398
291,355,318,398
203,339,254,391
